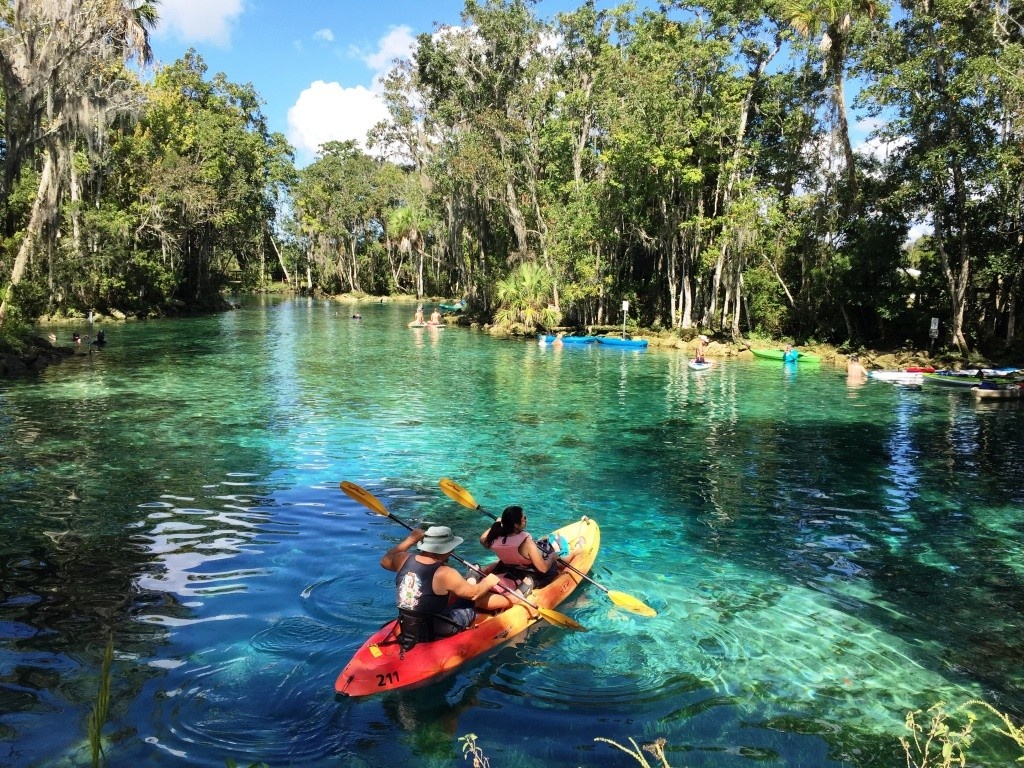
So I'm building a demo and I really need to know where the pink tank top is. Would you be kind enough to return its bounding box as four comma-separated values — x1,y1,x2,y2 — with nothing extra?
488,531,532,566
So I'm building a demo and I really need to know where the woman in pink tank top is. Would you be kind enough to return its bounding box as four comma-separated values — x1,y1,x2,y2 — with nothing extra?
479,506,561,592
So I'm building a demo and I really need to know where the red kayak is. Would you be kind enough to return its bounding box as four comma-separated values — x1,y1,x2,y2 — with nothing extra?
335,516,600,697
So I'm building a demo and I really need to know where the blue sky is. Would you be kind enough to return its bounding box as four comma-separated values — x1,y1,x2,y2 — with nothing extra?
148,0,623,165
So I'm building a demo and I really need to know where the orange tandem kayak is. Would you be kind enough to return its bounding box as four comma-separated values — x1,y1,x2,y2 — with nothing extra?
335,516,600,697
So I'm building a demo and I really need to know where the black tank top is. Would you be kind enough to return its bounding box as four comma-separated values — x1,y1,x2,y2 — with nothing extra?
396,557,449,615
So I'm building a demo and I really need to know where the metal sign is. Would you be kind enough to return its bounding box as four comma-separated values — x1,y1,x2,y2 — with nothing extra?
622,300,630,312
929,317,939,339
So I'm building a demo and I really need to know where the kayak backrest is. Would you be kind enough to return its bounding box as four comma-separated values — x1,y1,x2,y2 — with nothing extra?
398,610,465,653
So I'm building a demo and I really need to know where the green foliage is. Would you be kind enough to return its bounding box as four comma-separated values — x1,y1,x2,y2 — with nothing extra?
962,700,1024,757
2,0,1023,346
899,700,1024,768
9,280,49,321
900,703,976,768
494,262,561,330
743,266,789,337
291,141,404,295
87,638,114,768
0,321,34,355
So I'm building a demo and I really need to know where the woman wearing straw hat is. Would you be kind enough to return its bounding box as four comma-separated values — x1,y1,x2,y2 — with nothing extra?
382,526,506,647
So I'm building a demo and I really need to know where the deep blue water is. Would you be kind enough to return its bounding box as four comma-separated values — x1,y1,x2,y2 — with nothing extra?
1,297,1023,767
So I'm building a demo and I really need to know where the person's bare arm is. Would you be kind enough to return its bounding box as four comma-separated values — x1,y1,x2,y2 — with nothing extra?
380,530,425,572
438,566,501,600
521,535,557,572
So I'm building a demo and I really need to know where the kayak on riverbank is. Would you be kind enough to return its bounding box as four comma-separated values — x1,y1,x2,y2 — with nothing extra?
596,336,648,349
750,348,820,363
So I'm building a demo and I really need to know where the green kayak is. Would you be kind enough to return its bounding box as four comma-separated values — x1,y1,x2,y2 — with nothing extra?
750,348,821,363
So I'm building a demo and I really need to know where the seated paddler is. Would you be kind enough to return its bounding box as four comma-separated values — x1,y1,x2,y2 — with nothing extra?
479,505,582,594
382,525,504,649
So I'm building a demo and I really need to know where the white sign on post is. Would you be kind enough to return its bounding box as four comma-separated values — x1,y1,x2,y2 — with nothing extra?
622,300,630,312
929,317,939,339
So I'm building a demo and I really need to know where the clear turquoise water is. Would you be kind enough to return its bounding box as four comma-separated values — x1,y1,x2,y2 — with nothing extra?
1,298,1023,767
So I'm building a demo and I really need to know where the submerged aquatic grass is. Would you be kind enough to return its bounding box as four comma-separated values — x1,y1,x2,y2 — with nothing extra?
2,299,1023,767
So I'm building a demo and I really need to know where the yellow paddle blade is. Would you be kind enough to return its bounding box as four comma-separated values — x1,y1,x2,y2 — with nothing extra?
340,481,389,517
538,608,587,632
439,477,479,510
608,590,657,617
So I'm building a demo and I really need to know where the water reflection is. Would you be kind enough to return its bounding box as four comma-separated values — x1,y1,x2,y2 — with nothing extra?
2,301,1024,767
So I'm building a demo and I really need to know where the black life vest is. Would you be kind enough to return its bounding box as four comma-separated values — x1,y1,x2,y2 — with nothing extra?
395,557,463,652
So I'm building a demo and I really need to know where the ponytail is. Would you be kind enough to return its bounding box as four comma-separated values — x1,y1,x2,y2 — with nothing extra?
483,505,524,548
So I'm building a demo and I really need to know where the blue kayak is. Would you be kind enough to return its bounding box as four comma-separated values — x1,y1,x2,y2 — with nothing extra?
538,335,599,344
597,336,648,348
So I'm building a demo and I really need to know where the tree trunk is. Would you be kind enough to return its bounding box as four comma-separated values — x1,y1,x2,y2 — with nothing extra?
829,40,859,213
732,273,745,338
572,74,594,190
709,37,779,325
1007,259,1021,345
505,180,529,259
0,152,57,326
935,216,971,353
267,226,291,285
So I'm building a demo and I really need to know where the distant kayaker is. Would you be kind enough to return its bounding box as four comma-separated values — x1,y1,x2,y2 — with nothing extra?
552,332,565,348
382,526,504,647
695,334,709,364
783,343,799,363
480,506,582,594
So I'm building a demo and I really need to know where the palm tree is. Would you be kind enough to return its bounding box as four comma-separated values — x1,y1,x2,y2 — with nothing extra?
494,261,561,330
387,205,428,297
0,0,157,326
780,0,879,211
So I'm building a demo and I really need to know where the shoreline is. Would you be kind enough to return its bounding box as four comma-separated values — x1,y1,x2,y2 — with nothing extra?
6,291,1018,378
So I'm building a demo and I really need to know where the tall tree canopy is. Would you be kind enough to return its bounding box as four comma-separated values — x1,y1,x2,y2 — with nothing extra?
2,0,1023,356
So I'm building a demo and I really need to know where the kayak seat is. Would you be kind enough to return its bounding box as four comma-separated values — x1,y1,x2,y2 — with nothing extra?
494,562,556,589
397,609,465,653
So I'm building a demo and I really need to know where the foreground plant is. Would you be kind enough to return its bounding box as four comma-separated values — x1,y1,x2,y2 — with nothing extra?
963,700,1024,754
459,733,490,767
87,638,115,768
901,702,975,767
594,736,671,767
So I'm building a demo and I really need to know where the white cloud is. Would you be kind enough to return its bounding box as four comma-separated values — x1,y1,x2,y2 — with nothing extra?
286,27,418,163
314,28,335,43
362,26,417,91
286,81,390,159
853,117,908,163
154,0,244,47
